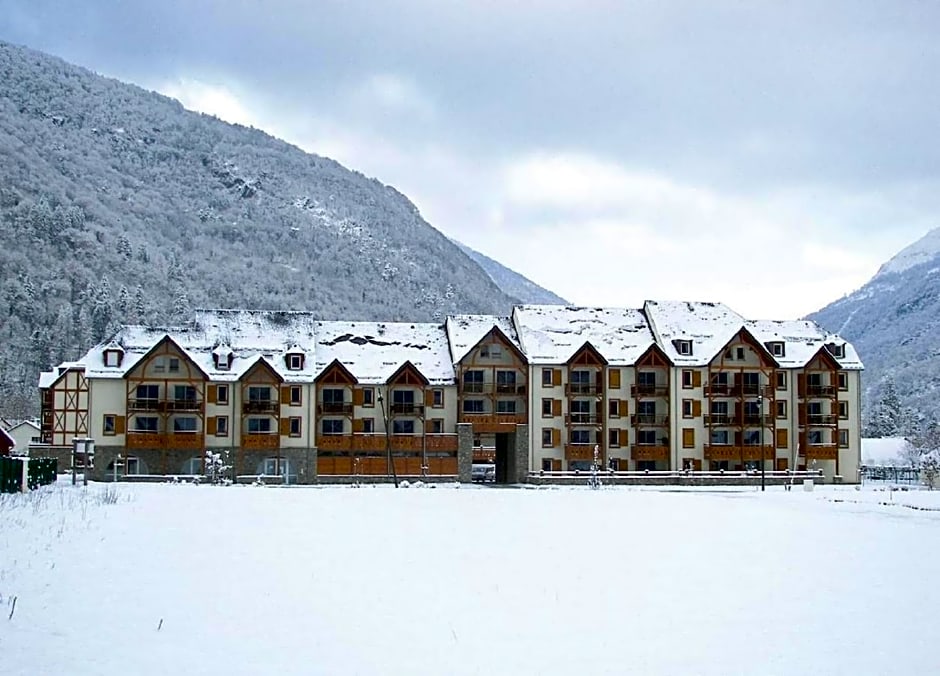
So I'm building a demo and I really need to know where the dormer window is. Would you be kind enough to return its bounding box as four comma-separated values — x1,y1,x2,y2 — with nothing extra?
215,353,232,371
286,351,305,370
674,339,692,356
766,342,785,358
826,342,845,359
103,349,123,367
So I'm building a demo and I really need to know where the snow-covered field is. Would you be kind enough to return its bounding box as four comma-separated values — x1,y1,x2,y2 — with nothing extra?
3,481,940,675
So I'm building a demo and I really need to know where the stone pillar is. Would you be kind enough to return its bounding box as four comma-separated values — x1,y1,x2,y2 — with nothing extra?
457,423,474,483
514,424,529,484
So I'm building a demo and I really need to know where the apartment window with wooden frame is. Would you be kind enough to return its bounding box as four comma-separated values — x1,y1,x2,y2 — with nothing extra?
681,370,694,389
103,414,116,435
362,387,375,407
430,418,444,434
775,372,787,391
289,417,302,437
776,401,787,419
608,429,620,448
839,401,848,419
432,388,444,408
839,429,849,448
542,398,553,418
609,399,621,418
216,384,229,405
682,400,694,419
838,372,848,391
169,357,180,373
682,428,695,449
541,429,553,447
608,368,621,389
289,385,302,406
216,416,229,437
287,354,303,371
542,368,553,387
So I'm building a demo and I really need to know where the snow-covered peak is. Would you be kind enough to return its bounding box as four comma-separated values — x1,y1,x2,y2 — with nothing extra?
875,226,940,278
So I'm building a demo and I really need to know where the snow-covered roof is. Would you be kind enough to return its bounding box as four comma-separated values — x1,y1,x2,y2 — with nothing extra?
513,305,657,365
746,319,863,370
643,300,747,366
445,315,524,364
4,420,40,433
315,321,455,385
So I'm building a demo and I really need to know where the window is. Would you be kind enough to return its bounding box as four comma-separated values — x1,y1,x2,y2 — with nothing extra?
496,371,517,390
724,348,734,361
807,401,823,416
637,430,657,445
542,398,553,417
827,343,845,358
216,352,231,370
710,429,729,445
808,430,823,445
287,354,303,370
776,372,787,390
682,370,694,388
710,401,729,416
609,399,621,417
153,357,165,373
463,370,484,392
249,417,273,434
768,342,785,357
359,418,373,434
496,400,517,414
839,401,848,419
682,400,693,418
289,417,302,437
743,401,759,417
741,372,759,389
542,458,554,471
542,368,553,387
322,388,345,404
103,415,116,435
570,400,591,422
736,347,745,360
675,340,692,355
711,372,729,386
249,386,271,402
480,344,501,359
838,373,848,391
135,416,158,432
169,357,180,373
363,388,375,407
174,384,196,401
807,373,822,387
571,370,591,385
609,429,620,447
104,350,121,367
637,371,656,386
174,417,197,433
463,399,484,413
289,386,302,406
125,457,140,475
638,400,656,416
216,416,229,437
776,401,787,419
321,419,343,435
571,429,591,444
839,429,849,448
743,430,760,445
136,384,159,401
432,389,444,407
217,385,229,404
430,419,444,434
542,429,553,447
393,419,415,435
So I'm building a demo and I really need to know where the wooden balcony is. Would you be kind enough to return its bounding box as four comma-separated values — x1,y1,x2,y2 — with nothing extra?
496,383,527,395
566,383,602,396
167,432,203,449
129,398,162,412
805,385,837,397
165,399,203,412
390,403,425,416
459,413,527,431
354,434,387,451
461,382,487,394
425,434,458,451
631,445,669,461
705,384,771,397
804,414,838,426
124,432,203,450
704,445,774,461
741,414,775,426
704,414,736,426
318,402,353,415
316,434,354,451
243,433,279,449
631,414,669,427
243,400,278,414
631,385,669,398
566,413,601,425
565,444,598,461
126,432,164,449
801,445,838,460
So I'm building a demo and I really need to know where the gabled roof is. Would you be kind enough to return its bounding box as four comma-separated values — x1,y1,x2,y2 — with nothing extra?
643,300,746,367
4,420,40,433
314,321,455,385
745,319,864,370
445,315,525,364
512,305,656,365
0,426,15,451
123,334,211,381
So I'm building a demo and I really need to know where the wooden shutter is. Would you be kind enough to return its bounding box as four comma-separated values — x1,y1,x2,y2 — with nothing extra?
692,459,702,471
776,429,788,449
618,400,628,417
279,418,290,436
207,417,217,435
734,430,742,446
797,373,806,397
280,387,291,404
551,459,562,471
353,419,364,433
353,388,364,406
551,428,560,447
608,369,621,389
115,415,126,434
552,399,562,417
798,403,806,424
692,400,702,417
682,428,695,448
552,369,562,386
425,389,435,407
692,371,702,388
207,385,217,404
619,429,628,447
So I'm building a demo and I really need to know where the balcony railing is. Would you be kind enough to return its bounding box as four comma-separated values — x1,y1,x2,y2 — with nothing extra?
565,444,597,461
806,385,837,397
805,414,838,426
496,383,526,395
704,414,736,426
125,431,203,449
244,433,279,450
630,445,669,461
631,414,669,427
705,384,772,397
458,412,527,429
566,413,600,425
316,434,354,451
566,383,602,396
390,403,425,416
800,444,838,460
460,382,527,395
704,444,774,461
130,398,162,412
165,398,203,412
631,385,669,398
461,382,486,394
243,400,278,414
741,414,775,426
318,402,353,415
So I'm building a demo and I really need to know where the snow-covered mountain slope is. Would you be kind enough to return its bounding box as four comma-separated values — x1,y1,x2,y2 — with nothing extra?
808,226,940,424
454,241,568,305
0,41,522,415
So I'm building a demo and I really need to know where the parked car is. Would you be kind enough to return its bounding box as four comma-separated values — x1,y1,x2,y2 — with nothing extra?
471,463,496,483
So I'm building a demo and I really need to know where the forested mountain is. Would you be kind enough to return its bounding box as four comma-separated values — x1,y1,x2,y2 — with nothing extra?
454,241,569,305
0,41,526,417
809,227,940,434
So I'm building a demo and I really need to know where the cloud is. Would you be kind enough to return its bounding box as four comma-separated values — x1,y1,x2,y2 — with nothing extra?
352,74,436,119
154,78,262,129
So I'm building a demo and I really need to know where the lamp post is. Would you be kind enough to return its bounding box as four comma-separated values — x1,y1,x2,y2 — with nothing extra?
377,391,398,487
757,393,765,492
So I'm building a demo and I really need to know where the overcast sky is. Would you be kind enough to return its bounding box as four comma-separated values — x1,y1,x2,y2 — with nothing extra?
2,1,938,319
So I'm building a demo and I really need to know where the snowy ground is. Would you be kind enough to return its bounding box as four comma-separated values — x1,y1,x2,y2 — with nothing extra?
3,480,940,675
